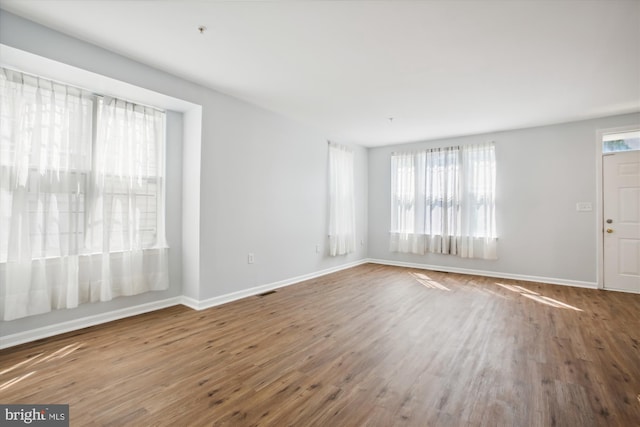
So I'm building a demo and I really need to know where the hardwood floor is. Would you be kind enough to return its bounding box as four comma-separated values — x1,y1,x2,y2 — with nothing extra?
1,263,639,426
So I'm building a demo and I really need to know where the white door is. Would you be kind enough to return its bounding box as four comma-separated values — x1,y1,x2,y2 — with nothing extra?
603,150,640,293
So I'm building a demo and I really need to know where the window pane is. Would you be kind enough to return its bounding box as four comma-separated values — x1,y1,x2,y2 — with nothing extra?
0,68,93,261
603,130,640,153
93,97,165,252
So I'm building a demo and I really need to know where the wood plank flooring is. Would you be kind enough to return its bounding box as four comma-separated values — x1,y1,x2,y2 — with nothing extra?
1,264,639,426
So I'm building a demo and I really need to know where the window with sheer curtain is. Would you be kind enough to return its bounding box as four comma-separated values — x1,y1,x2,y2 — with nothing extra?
0,67,168,321
328,142,356,256
390,142,497,259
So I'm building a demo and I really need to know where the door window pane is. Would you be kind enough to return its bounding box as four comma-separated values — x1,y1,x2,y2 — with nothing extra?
603,130,640,153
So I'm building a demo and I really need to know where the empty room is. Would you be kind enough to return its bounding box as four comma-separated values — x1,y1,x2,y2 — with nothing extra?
0,1,639,426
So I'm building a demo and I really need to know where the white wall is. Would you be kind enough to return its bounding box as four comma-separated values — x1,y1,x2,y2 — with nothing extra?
200,98,368,299
0,10,367,339
181,107,202,301
368,113,640,286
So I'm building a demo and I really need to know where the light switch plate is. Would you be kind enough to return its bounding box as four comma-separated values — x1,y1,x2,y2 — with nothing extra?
576,202,592,212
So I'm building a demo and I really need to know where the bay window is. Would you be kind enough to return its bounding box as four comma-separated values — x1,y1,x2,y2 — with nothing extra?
0,67,168,320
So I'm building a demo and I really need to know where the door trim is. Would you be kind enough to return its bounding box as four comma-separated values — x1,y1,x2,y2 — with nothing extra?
596,124,640,290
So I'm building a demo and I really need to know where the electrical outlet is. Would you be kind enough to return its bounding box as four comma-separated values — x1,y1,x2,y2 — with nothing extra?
248,253,254,264
315,244,320,253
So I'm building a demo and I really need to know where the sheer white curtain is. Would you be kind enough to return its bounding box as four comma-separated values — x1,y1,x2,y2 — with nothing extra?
85,97,169,303
390,151,424,254
390,142,497,259
459,142,497,259
328,142,356,256
0,68,168,321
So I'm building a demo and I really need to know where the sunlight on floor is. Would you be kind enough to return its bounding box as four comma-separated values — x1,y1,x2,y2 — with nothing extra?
0,371,36,392
410,272,451,291
477,287,509,299
0,342,83,392
521,294,583,311
495,283,583,311
496,283,539,295
0,353,43,376
39,342,83,363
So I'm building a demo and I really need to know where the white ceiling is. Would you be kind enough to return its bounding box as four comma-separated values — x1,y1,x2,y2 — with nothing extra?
1,0,639,147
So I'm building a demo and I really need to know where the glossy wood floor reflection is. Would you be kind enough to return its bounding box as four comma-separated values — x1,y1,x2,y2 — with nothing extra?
1,264,639,426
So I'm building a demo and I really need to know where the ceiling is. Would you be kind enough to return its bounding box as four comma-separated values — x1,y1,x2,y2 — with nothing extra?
1,0,639,147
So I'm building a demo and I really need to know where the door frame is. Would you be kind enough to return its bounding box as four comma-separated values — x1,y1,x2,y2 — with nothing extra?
595,124,640,290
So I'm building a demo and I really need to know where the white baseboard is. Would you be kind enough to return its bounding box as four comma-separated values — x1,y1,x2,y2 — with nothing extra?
0,297,183,350
1,259,368,349
601,286,639,294
367,258,598,289
179,295,201,310
184,259,368,311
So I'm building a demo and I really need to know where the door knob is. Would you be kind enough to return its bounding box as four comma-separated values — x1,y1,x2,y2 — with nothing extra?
606,228,614,234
